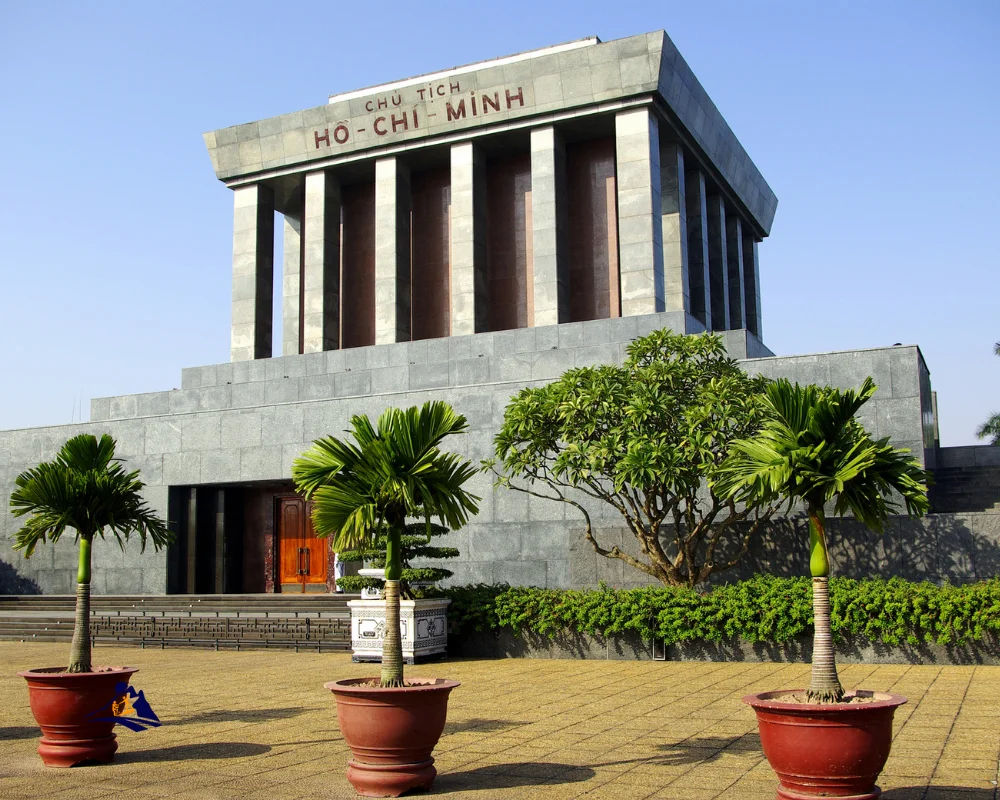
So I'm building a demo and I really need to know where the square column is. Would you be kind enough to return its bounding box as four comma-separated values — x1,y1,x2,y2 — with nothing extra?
660,141,689,314
725,213,746,330
303,171,341,353
684,169,711,330
706,194,730,331
530,127,568,326
231,183,274,362
281,212,302,356
450,143,488,335
742,233,763,339
374,158,411,345
615,108,664,316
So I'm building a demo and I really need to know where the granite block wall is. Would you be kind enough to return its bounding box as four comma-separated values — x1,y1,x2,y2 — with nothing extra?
1,314,935,595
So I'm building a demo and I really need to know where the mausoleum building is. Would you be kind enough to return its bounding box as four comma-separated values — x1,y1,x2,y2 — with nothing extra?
1,32,955,599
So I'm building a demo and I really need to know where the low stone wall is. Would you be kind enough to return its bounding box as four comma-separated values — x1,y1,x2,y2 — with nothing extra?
450,629,1000,666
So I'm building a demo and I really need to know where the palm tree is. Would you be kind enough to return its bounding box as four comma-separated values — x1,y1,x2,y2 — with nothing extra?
715,378,929,702
976,342,1000,445
292,401,480,687
10,434,171,673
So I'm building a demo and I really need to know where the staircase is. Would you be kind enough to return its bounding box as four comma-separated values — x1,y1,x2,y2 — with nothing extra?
930,465,1000,514
0,594,356,652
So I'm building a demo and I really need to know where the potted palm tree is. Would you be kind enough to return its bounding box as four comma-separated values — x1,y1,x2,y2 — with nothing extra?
716,378,929,799
292,401,479,798
10,433,171,767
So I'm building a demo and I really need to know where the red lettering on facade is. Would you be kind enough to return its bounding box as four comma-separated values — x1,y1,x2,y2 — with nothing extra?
373,116,388,135
412,108,419,128
377,97,387,110
314,129,331,149
436,84,445,96
449,81,461,94
391,112,408,133
471,94,477,116
365,100,374,112
391,93,402,106
445,99,466,121
416,88,426,100
505,87,524,109
482,92,500,113
333,124,350,144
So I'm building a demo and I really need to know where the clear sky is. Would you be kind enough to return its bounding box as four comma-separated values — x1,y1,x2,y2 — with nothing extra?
0,1,996,446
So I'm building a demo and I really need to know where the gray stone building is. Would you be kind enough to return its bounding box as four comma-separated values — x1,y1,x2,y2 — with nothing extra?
2,32,986,598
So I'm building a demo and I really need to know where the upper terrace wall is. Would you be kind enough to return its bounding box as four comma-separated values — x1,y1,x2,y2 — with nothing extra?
0,313,934,595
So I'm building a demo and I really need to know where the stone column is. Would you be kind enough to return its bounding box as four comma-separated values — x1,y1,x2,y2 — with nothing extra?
684,169,711,330
530,127,568,326
615,108,664,316
742,233,763,339
231,184,274,361
706,194,730,331
725,212,746,330
660,141,689,314
302,171,341,353
281,212,301,357
450,142,488,335
374,158,411,344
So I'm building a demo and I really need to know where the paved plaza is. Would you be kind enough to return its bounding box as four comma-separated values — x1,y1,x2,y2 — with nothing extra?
1,643,997,799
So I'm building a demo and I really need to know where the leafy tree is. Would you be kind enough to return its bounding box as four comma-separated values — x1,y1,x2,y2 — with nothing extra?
489,329,782,588
10,434,171,673
976,342,1000,445
336,520,459,597
715,378,929,702
292,402,479,687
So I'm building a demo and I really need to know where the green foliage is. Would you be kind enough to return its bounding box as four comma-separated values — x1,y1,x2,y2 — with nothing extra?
489,329,781,588
716,378,931,529
336,521,459,595
976,342,1000,446
293,402,481,551
443,576,1000,648
10,433,172,556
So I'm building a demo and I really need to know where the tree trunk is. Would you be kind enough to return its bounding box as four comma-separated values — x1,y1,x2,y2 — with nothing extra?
380,523,404,687
67,536,93,673
807,507,843,703
381,579,404,687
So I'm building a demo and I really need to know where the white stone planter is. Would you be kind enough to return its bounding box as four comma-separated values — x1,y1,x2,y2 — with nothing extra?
347,597,450,664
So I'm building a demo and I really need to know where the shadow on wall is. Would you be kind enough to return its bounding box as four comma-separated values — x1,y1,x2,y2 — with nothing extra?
0,560,41,594
720,512,1000,586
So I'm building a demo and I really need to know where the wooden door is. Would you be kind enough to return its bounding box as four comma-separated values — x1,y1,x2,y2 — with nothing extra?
277,497,328,592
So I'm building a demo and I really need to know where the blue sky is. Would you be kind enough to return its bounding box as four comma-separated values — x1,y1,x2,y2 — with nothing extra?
0,1,996,446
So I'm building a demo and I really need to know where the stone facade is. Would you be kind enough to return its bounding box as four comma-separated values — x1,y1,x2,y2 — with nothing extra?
0,313,941,595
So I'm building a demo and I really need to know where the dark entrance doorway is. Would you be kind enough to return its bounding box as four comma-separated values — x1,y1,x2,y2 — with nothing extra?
277,496,329,593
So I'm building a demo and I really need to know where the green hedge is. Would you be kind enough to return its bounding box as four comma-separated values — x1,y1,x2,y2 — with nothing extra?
439,576,1000,647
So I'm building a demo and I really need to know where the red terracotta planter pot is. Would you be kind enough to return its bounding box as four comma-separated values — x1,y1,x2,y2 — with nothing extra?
325,677,459,798
743,690,907,800
20,666,137,768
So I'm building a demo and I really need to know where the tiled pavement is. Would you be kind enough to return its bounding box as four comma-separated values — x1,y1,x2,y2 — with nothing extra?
1,643,998,799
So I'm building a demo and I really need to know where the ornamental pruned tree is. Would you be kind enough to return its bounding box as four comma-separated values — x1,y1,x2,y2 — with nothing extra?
976,342,1000,446
335,520,459,597
488,329,782,588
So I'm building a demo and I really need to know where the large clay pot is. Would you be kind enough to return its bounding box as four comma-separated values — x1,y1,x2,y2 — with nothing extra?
743,690,907,800
325,677,459,798
20,666,137,768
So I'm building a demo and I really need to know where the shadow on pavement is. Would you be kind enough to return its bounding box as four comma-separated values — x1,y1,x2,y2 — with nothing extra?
884,789,993,799
171,707,309,725
645,733,761,766
0,726,40,740
444,718,529,734
431,762,594,792
114,742,272,763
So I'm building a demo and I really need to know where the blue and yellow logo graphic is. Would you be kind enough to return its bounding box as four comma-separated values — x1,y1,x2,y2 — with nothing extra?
88,682,161,732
